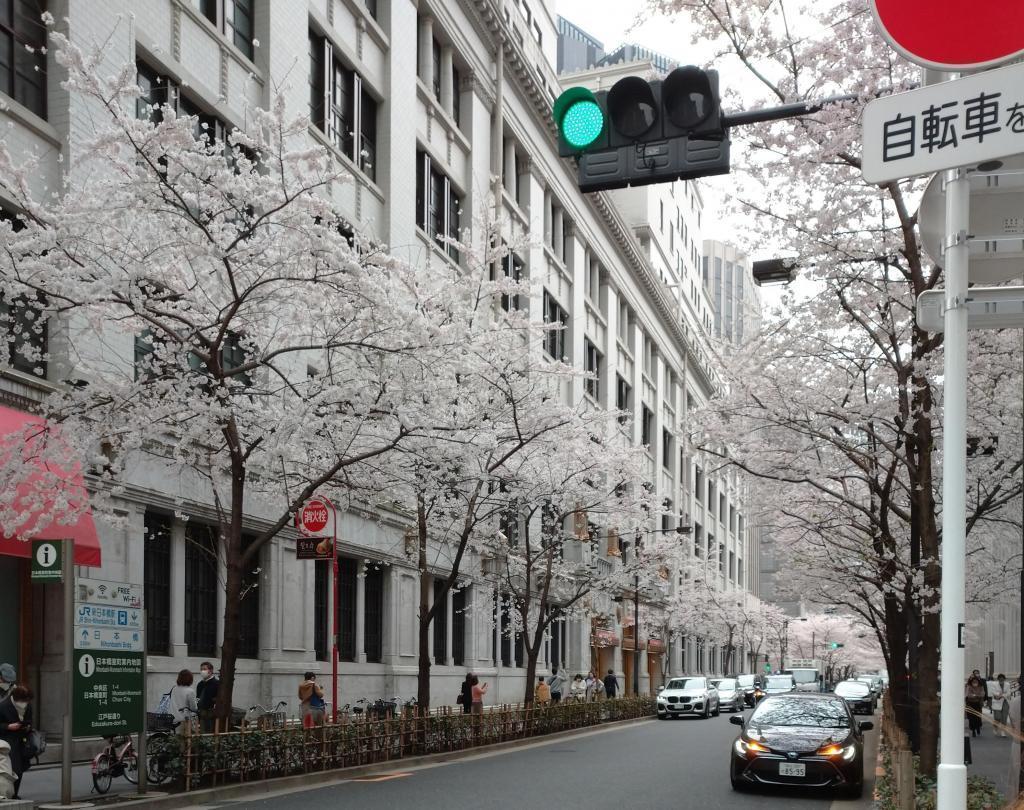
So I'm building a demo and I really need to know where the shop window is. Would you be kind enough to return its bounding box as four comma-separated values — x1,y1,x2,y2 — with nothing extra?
364,564,384,663
433,578,447,664
143,511,172,656
0,0,46,118
238,534,260,659
185,523,219,657
314,561,328,661
337,556,357,662
452,587,466,666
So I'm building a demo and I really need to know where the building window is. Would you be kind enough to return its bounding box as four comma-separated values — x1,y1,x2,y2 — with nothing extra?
136,60,176,122
694,523,703,558
737,558,744,586
451,64,462,127
497,250,523,312
662,429,672,468
728,550,736,582
238,535,260,658
310,31,378,181
144,511,172,656
641,404,653,447
452,588,466,666
542,290,568,360
431,37,442,101
0,294,47,378
499,593,511,666
583,338,601,400
719,542,726,574
314,561,328,661
195,0,254,60
415,150,462,262
364,563,384,663
337,556,357,662
615,375,631,425
185,523,219,656
0,0,46,118
433,579,447,664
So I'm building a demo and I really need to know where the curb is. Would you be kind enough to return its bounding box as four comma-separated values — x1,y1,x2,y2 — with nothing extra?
51,715,655,808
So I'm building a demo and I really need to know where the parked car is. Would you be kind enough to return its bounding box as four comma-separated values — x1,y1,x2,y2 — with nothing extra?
856,675,883,700
833,680,875,715
736,674,762,706
763,675,796,696
716,678,745,712
729,693,873,797
656,676,720,720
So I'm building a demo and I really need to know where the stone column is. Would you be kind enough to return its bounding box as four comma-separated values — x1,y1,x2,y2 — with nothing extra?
356,560,367,663
417,15,433,89
444,587,454,666
440,45,454,115
170,518,187,657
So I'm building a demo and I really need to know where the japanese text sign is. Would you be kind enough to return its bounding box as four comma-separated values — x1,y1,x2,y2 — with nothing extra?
862,61,1024,184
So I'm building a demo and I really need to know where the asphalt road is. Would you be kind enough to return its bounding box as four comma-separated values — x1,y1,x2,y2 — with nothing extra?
210,709,877,810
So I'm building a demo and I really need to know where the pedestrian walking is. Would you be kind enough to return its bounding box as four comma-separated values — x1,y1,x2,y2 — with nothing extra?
535,676,551,706
169,669,198,736
603,669,619,699
458,672,474,714
298,672,326,728
971,669,989,702
470,675,488,714
0,686,33,799
196,661,219,733
1006,684,1022,792
549,667,567,703
991,673,1010,737
594,674,606,700
570,674,586,702
966,674,986,737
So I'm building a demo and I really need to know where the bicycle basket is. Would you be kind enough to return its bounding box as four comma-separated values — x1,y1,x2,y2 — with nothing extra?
146,712,176,732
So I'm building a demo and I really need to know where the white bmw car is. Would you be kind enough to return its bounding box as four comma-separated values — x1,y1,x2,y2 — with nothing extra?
657,676,720,719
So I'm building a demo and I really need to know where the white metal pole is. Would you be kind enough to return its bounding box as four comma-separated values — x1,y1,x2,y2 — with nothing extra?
61,541,74,806
936,166,970,810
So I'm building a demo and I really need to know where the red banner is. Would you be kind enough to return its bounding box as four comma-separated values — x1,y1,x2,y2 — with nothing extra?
591,628,619,648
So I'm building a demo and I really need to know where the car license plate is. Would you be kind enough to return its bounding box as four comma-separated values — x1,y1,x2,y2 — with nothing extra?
779,762,806,777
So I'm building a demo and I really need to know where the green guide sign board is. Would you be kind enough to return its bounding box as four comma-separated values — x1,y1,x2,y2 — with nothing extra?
72,650,144,737
30,539,63,582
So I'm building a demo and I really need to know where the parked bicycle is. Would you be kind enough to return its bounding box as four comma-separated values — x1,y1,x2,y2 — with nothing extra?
243,700,288,729
91,734,139,793
92,707,186,794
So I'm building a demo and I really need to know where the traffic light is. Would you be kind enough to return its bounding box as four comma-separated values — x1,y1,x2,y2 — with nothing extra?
829,642,844,650
552,66,730,193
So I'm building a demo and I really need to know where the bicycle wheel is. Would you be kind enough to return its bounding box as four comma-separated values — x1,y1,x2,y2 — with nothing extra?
123,750,139,784
92,752,113,794
146,733,173,785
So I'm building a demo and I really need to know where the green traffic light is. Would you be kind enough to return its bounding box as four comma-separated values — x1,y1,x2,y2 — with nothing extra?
553,86,605,153
562,100,604,148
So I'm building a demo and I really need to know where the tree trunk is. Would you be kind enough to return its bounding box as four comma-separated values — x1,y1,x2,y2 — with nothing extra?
214,429,246,724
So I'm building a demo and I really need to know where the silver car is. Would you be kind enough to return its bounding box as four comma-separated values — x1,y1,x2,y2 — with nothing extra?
716,677,745,712
656,676,720,719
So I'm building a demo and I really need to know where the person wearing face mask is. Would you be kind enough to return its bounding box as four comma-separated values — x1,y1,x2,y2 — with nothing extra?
0,665,16,702
195,661,219,733
0,686,33,799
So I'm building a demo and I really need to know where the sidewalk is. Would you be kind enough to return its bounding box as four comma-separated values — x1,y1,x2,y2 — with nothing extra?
967,716,1014,802
20,761,146,806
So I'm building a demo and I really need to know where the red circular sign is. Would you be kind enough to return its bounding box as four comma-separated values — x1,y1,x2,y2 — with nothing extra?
298,498,331,536
872,0,1024,70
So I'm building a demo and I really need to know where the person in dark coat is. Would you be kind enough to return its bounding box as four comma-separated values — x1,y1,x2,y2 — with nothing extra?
459,673,474,714
603,669,619,699
0,686,33,799
196,661,219,733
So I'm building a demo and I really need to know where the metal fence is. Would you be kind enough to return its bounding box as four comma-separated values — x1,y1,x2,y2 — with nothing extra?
155,697,654,791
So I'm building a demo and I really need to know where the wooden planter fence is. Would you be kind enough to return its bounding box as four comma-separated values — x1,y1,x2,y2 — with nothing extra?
154,697,655,791
881,699,914,810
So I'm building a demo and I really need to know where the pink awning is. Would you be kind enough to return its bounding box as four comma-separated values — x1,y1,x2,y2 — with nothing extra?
0,404,101,567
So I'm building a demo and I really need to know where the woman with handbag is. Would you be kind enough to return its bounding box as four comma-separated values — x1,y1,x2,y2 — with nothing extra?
0,686,33,799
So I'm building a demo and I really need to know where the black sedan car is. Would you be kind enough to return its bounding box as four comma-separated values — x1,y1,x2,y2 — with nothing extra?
729,693,872,798
834,680,875,715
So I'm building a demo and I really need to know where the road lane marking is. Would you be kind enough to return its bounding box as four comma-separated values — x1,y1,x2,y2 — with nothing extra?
352,772,412,783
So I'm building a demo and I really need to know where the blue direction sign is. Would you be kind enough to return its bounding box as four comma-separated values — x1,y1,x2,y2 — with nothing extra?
75,626,144,653
75,603,143,631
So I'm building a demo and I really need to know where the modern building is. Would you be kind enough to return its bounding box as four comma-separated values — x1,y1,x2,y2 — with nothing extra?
702,240,762,347
0,0,764,739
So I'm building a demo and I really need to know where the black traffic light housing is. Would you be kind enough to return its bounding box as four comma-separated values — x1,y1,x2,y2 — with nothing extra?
554,66,729,193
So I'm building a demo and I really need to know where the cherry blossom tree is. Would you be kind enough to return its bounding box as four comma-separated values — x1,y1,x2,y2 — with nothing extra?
648,0,1023,774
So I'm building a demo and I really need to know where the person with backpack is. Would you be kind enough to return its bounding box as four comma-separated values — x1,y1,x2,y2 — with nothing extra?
298,672,325,728
0,686,34,799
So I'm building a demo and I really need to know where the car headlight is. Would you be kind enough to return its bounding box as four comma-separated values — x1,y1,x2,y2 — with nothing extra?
817,742,857,761
735,738,769,757
841,744,857,761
